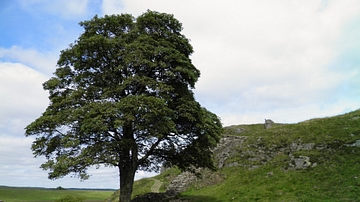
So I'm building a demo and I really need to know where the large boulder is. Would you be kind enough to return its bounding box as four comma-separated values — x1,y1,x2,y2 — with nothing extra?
264,119,274,129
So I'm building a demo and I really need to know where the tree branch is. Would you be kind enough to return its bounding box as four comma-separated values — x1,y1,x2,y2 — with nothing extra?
138,137,163,165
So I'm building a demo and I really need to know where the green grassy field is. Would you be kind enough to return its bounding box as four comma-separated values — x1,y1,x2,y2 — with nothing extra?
0,186,114,202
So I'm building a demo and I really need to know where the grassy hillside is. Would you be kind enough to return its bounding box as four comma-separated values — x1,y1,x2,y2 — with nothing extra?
109,109,360,201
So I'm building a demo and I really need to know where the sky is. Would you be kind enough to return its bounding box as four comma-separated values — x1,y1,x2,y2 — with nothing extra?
1,0,360,189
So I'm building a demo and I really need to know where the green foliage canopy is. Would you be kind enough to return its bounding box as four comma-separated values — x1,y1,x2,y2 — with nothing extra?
25,10,222,202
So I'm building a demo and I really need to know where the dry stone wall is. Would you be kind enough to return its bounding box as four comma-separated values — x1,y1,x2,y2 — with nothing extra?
166,171,197,194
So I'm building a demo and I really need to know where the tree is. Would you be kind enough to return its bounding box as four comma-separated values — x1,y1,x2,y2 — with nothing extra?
25,10,222,202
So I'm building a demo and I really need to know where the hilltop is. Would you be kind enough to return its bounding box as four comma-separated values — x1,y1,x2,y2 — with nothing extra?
107,109,360,202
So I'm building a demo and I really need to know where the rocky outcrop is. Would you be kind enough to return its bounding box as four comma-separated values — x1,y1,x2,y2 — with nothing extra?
213,136,326,171
264,119,275,129
166,171,197,194
290,156,317,169
213,136,248,169
345,140,360,147
163,135,325,195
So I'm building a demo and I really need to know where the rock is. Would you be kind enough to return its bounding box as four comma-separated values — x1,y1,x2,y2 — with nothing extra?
300,143,315,150
293,158,305,169
301,156,311,168
316,145,326,150
354,140,360,147
292,156,312,169
234,128,246,134
345,140,360,147
227,162,239,167
290,142,315,151
264,119,274,129
166,171,197,194
289,142,298,151
213,136,247,168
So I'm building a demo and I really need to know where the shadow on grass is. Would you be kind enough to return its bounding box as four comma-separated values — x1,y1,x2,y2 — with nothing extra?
180,195,222,202
131,192,222,202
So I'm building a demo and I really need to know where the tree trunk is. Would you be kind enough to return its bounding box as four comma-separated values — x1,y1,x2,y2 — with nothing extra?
119,164,136,202
118,126,138,202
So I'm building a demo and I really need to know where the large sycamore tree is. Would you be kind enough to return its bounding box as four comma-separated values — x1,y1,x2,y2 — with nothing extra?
25,10,222,202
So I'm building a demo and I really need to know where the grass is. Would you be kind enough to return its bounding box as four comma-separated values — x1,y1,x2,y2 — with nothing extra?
179,109,360,201
182,148,360,201
0,187,113,202
41,109,360,202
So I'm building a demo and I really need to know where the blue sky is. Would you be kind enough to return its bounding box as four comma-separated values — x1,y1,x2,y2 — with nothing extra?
1,0,360,189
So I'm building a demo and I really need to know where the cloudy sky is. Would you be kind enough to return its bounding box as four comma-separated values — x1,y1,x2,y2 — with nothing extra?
1,0,360,189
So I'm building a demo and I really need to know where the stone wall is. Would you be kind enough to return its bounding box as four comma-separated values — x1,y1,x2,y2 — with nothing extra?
166,171,197,194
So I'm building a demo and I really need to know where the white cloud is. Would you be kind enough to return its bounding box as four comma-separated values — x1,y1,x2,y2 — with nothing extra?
0,62,48,135
0,134,119,188
101,0,124,15
63,0,90,17
0,46,57,75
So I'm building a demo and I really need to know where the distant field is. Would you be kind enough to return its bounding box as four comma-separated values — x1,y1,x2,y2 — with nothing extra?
0,186,114,202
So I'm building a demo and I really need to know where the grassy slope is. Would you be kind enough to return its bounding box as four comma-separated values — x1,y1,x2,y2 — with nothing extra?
182,109,360,201
108,109,360,201
0,187,113,202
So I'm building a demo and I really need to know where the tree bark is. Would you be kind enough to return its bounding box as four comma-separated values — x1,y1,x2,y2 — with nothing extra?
119,127,138,202
119,163,136,202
